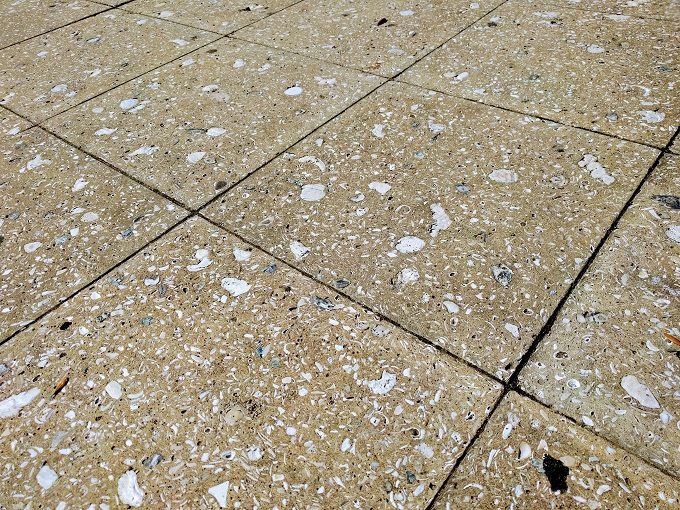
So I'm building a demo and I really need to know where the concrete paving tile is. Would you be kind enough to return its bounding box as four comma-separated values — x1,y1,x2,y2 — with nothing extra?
0,0,105,49
0,216,501,509
124,0,300,34
518,155,680,474
432,392,679,509
0,109,187,341
0,10,217,123
203,81,659,380
233,0,505,77
44,39,384,210
552,0,680,20
401,0,680,147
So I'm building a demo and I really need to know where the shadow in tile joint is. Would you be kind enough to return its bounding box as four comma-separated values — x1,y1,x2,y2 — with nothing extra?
424,124,680,509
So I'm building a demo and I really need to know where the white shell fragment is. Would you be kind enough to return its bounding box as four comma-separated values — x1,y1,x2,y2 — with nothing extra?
117,471,144,507
620,375,660,409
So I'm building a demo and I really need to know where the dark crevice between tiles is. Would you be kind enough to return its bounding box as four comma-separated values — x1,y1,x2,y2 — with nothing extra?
0,0,138,52
542,0,680,22
398,80,669,152
198,212,505,387
422,123,680,509
0,215,192,348
512,386,680,481
117,0,310,37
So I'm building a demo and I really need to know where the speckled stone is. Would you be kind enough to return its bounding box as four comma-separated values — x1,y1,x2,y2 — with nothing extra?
0,217,501,509
0,109,186,341
0,0,105,49
124,0,299,34
519,155,680,474
0,10,217,123
432,392,679,509
401,0,679,147
45,39,384,209
203,81,659,379
234,0,505,77
554,0,680,20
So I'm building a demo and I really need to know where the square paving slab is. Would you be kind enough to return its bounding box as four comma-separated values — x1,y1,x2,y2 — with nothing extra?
124,0,300,34
554,0,680,20
0,217,501,509
0,0,105,49
0,10,217,123
0,109,186,342
45,38,383,210
431,392,679,509
204,81,659,380
519,155,680,474
234,0,505,77
401,0,680,147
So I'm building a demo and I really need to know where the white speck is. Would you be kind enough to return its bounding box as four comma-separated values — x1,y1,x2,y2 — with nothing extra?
298,155,326,172
82,212,99,222
489,169,518,183
620,375,660,408
416,443,434,459
371,124,385,138
233,248,251,261
505,323,520,338
660,410,672,424
72,178,88,192
443,301,459,313
587,44,605,53
666,225,680,245
0,388,40,418
286,426,297,435
518,442,531,460
95,128,116,136
51,84,67,93
233,59,245,68
171,38,189,47
340,437,353,452
159,10,173,17
130,145,158,156
368,181,391,194
7,126,20,135
117,471,144,507
428,119,445,133
37,465,58,490
399,9,415,15
119,98,139,110
290,240,310,260
578,154,614,185
395,236,425,254
315,76,336,86
454,71,469,82
187,151,206,164
207,127,226,137
187,249,212,272
284,86,303,96
582,415,594,426
23,242,42,253
208,482,229,508
181,57,195,67
430,203,451,237
27,154,51,170
639,110,665,123
221,278,251,297
396,267,419,286
597,484,611,496
366,371,397,395
470,2,480,8
105,381,122,399
300,183,326,201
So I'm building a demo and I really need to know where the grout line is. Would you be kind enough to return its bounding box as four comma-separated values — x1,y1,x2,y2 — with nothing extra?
0,215,192,348
397,80,668,152
541,0,680,22
200,0,512,212
115,0,310,37
0,0,137,52
512,386,680,481
422,124,680,507
198,213,504,386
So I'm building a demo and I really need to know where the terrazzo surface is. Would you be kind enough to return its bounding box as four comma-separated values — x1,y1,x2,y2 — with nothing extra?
0,0,678,508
